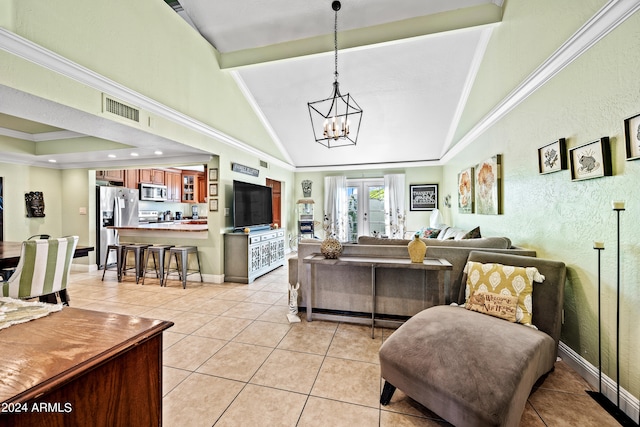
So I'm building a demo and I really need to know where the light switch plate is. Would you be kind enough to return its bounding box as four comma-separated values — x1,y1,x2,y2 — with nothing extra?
79,207,87,215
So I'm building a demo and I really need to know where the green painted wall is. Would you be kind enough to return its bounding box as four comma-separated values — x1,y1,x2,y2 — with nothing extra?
445,0,639,397
0,163,64,240
1,0,286,162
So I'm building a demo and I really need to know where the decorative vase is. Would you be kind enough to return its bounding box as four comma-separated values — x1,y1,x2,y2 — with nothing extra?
321,236,343,259
407,234,426,263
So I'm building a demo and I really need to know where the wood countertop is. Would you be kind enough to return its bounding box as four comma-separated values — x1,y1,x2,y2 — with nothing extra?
108,222,207,232
0,307,173,404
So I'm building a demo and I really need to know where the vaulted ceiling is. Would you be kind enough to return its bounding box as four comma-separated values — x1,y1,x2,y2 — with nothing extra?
0,0,504,170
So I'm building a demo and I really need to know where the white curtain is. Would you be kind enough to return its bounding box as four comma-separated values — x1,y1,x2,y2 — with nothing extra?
324,176,348,242
384,174,405,238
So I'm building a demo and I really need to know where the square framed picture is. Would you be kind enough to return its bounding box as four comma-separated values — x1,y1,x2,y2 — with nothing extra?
209,167,218,181
569,137,612,181
209,198,218,212
538,138,567,174
209,183,218,197
457,167,474,214
475,154,501,215
624,113,640,160
409,184,438,211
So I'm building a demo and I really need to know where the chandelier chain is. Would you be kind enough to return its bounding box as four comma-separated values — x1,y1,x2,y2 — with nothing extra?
334,7,338,82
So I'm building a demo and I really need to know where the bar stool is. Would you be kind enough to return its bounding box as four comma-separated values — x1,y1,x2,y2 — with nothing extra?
165,246,202,289
141,244,174,286
121,243,151,284
101,244,125,282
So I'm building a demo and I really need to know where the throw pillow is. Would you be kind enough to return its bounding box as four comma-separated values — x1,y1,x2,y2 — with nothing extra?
466,291,518,322
420,227,441,239
462,226,481,239
464,261,545,326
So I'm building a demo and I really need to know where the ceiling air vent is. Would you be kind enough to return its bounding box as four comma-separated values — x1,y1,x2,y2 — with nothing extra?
103,96,140,123
260,160,268,168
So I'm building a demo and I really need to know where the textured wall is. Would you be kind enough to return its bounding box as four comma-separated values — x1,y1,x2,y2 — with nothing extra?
444,0,639,397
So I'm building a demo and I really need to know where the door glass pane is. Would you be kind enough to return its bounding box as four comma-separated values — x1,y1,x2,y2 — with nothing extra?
367,185,385,237
347,186,358,242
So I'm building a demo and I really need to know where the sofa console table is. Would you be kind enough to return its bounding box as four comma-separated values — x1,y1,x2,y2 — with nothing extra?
224,229,285,283
0,307,173,427
303,254,452,337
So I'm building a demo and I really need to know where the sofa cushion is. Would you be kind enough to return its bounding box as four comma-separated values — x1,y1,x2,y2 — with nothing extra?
357,235,512,249
464,261,545,326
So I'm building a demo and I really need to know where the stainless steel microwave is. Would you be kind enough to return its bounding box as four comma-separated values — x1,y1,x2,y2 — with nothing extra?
139,183,167,201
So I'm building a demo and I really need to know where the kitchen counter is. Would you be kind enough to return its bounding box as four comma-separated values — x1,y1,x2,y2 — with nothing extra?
108,221,208,239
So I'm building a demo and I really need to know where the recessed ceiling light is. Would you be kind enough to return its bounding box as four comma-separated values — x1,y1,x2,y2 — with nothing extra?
130,152,139,157
108,154,116,158
48,159,57,163
154,150,163,155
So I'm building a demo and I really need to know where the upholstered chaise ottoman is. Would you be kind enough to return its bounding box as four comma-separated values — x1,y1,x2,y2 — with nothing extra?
379,251,566,427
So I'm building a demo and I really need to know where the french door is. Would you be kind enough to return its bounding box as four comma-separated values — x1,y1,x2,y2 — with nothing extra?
346,179,385,242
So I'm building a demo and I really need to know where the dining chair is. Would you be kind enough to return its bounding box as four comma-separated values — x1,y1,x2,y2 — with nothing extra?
1,236,78,305
28,234,51,240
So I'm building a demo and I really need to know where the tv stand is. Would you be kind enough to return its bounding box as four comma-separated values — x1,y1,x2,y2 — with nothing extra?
234,225,271,233
224,228,285,283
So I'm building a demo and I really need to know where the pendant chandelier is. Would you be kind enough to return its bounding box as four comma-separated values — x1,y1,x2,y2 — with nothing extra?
307,1,363,148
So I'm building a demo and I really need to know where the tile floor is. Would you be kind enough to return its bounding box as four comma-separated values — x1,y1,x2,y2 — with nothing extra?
65,262,621,427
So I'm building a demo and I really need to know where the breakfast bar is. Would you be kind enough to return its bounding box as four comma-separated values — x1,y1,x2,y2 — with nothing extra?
108,220,208,239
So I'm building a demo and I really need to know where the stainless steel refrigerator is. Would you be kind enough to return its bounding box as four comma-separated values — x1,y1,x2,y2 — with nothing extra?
96,186,139,268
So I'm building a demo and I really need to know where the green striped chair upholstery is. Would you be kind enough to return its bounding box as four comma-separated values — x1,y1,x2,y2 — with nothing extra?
1,236,78,301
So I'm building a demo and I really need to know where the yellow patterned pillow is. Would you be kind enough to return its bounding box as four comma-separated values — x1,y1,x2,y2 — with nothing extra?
464,261,545,326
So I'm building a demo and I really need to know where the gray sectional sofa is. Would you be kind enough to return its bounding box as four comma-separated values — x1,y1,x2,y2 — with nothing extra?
288,232,536,318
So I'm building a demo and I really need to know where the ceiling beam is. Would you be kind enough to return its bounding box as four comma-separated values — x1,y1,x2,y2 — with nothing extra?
219,3,503,70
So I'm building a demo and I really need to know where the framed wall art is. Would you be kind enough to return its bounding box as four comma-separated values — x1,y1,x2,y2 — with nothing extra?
538,138,567,174
209,167,218,181
569,137,612,181
475,155,501,215
457,167,474,214
409,184,438,211
209,183,218,197
624,113,640,161
209,198,218,212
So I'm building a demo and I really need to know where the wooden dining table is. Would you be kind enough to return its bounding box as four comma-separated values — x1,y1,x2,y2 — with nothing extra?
0,241,94,270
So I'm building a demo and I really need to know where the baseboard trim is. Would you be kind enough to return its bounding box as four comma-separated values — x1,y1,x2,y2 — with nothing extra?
71,264,98,273
201,273,225,284
558,341,639,422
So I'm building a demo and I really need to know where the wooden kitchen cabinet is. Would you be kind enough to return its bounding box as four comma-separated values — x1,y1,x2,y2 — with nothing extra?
197,173,207,203
96,170,124,182
124,169,139,189
181,171,205,203
165,170,182,202
139,169,165,185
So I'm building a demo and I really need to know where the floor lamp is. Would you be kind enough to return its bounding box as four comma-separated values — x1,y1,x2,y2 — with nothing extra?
587,201,638,426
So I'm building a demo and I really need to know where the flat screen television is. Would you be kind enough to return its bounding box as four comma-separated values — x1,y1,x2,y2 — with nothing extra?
233,180,273,230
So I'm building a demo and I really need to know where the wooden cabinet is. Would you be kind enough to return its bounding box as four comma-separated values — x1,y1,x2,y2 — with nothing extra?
182,172,196,203
96,170,124,182
165,170,182,202
224,229,285,283
124,169,139,189
197,173,207,203
0,307,172,427
139,169,165,185
181,171,205,203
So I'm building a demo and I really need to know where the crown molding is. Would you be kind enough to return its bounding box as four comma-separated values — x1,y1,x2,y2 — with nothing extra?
0,28,295,172
0,126,85,142
442,0,640,163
